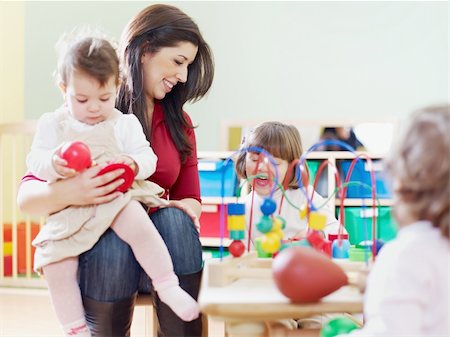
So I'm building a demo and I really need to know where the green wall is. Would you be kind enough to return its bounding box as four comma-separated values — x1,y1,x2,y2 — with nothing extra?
20,1,449,150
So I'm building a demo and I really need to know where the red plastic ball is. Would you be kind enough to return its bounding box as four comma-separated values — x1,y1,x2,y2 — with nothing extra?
97,163,135,193
272,247,348,303
60,141,92,172
229,240,245,257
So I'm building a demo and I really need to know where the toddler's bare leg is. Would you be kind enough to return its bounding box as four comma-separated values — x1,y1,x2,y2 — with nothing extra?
111,200,199,321
43,257,91,336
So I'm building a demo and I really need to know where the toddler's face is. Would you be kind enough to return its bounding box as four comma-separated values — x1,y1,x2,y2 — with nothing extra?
245,152,289,196
63,70,117,125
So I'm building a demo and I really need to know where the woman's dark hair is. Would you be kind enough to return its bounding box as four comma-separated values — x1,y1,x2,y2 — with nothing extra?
116,4,214,162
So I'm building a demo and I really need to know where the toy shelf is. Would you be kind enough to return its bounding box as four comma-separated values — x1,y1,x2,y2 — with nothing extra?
197,150,395,247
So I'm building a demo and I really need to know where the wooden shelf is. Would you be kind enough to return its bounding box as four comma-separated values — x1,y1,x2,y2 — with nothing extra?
200,237,232,247
198,150,387,161
202,197,238,204
336,199,394,207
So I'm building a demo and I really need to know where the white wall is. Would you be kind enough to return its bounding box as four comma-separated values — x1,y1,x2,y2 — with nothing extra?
23,1,449,150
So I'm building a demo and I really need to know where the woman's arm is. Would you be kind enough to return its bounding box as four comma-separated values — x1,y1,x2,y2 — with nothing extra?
17,165,126,216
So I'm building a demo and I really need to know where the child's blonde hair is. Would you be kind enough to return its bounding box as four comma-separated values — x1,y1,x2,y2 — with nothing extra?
235,121,308,189
55,27,120,87
385,105,449,239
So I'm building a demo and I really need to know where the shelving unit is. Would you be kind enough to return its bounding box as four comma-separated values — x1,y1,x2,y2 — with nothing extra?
197,150,396,247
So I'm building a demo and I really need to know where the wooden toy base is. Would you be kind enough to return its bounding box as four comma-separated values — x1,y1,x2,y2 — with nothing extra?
199,253,368,337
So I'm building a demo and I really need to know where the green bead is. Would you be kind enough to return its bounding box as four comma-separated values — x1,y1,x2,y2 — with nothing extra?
320,317,359,337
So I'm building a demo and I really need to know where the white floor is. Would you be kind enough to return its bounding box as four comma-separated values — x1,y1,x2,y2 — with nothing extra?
0,287,224,337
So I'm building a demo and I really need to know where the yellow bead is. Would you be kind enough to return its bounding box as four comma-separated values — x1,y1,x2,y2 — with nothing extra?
227,215,246,231
309,211,327,230
299,204,308,219
261,232,281,253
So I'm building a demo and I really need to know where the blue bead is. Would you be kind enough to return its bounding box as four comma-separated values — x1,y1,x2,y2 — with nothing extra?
332,239,351,259
260,198,276,215
228,203,245,215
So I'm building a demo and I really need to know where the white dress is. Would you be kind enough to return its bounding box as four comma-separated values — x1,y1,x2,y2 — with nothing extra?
30,108,168,272
244,186,343,244
341,221,449,337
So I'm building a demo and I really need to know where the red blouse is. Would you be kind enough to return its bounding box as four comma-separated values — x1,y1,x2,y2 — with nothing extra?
21,101,201,203
148,102,201,202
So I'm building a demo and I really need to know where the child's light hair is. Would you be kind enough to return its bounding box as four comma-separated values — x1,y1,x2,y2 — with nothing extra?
235,121,309,189
54,26,120,87
385,105,449,239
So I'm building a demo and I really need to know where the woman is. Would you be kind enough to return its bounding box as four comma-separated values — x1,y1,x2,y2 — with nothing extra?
17,4,214,336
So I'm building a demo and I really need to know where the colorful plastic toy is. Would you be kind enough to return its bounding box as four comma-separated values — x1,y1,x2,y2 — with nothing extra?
97,163,134,193
272,246,348,303
320,317,359,337
60,141,91,172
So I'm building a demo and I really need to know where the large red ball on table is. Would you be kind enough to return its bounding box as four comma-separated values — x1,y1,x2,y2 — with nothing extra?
272,247,348,303
60,141,92,172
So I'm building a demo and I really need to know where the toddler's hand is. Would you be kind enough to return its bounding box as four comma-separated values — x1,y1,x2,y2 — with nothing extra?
112,155,138,176
52,152,77,178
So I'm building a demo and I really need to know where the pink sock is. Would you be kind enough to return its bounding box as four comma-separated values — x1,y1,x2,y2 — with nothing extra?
63,319,91,336
153,273,200,322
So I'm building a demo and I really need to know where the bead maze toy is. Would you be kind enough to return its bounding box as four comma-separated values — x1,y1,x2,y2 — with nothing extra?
219,140,382,261
207,139,385,295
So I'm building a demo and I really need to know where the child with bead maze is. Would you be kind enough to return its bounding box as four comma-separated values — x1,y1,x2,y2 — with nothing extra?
234,121,346,256
26,32,199,336
322,105,450,337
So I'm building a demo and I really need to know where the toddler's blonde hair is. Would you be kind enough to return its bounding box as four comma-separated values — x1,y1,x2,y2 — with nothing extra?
235,121,308,189
385,105,449,239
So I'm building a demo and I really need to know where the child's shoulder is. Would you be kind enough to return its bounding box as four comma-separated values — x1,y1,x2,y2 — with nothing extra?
37,106,69,125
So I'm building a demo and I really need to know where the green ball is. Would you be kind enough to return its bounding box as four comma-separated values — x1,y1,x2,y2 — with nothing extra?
320,317,359,337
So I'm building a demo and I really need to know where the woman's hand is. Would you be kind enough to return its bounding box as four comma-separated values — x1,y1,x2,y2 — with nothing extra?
161,199,201,231
62,164,126,206
17,164,127,216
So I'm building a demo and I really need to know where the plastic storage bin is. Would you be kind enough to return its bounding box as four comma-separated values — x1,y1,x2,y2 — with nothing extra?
340,159,392,198
306,160,320,185
343,206,398,245
198,159,237,197
199,204,230,238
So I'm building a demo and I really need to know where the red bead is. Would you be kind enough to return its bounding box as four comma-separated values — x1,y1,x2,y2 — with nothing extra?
229,240,245,257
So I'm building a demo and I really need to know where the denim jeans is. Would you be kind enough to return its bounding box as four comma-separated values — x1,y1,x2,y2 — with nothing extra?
78,206,203,300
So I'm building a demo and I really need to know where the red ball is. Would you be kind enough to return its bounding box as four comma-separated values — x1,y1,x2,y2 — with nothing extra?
60,141,92,172
97,163,135,193
229,240,245,257
272,247,348,303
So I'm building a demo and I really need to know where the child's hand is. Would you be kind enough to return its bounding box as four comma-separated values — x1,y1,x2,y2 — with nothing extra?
112,155,138,176
52,152,77,178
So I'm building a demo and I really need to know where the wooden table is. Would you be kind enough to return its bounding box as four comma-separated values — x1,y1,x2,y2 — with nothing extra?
198,254,364,337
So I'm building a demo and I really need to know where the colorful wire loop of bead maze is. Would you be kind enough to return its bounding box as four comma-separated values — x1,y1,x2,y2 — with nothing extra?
218,140,383,263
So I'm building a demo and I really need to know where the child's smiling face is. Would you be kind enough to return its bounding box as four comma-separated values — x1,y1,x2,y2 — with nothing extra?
245,152,289,196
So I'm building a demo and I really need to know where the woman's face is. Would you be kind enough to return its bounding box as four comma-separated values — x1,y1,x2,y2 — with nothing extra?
245,152,289,196
141,41,198,102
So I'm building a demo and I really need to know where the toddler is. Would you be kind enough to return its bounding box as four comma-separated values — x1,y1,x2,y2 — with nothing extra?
235,121,344,246
338,105,449,336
